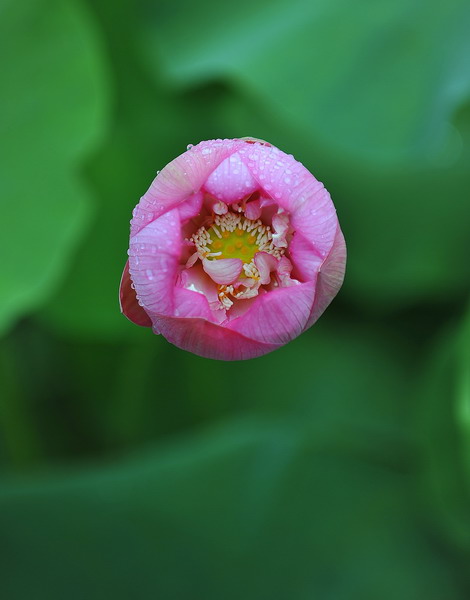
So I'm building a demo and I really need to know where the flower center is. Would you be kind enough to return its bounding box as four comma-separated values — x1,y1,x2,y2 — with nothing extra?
207,224,258,262
192,212,282,263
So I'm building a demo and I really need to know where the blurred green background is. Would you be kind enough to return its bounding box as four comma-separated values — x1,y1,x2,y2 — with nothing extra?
1,0,470,597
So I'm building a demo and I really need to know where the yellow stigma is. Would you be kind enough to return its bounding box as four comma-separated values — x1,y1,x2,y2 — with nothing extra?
191,211,283,270
206,226,258,263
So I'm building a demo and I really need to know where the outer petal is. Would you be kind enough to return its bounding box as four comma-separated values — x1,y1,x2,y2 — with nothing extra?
128,209,181,317
154,315,280,360
131,139,248,238
308,227,347,328
119,260,152,327
227,281,316,345
177,191,203,223
202,257,244,285
237,143,338,259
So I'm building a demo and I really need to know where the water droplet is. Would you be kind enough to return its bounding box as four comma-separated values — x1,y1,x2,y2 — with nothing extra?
201,148,211,155
146,269,154,280
187,144,194,150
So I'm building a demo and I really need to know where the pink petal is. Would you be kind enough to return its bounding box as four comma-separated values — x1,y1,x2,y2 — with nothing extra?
128,209,181,316
308,226,347,328
185,252,199,268
227,282,315,345
271,212,289,248
254,252,278,285
179,263,220,308
119,260,152,327
290,185,338,259
276,256,299,287
288,231,324,281
237,143,338,257
204,152,258,203
244,198,262,220
202,257,243,285
173,287,226,324
154,315,280,360
206,197,228,215
177,191,203,223
132,139,248,237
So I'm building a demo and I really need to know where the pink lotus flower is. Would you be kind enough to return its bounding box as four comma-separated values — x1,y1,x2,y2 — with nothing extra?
120,138,346,360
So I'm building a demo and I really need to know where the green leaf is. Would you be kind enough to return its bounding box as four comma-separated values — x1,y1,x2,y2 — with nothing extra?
0,418,467,599
415,301,470,552
0,0,109,334
139,0,470,162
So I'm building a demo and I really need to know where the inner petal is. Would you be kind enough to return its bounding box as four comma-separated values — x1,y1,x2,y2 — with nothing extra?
204,152,258,203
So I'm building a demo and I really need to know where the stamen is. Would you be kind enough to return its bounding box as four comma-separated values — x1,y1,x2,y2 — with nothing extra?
189,208,287,309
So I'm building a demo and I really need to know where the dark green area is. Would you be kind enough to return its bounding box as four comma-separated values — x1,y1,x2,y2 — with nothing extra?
0,0,469,597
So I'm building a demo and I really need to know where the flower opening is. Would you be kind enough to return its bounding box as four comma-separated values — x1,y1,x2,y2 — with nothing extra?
120,138,346,360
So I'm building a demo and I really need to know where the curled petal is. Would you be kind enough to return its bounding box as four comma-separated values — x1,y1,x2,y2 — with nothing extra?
202,257,243,285
288,231,324,281
119,261,152,327
276,256,299,287
307,227,347,328
244,198,262,220
271,213,290,248
254,252,278,285
185,252,199,268
179,263,220,308
213,201,228,215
